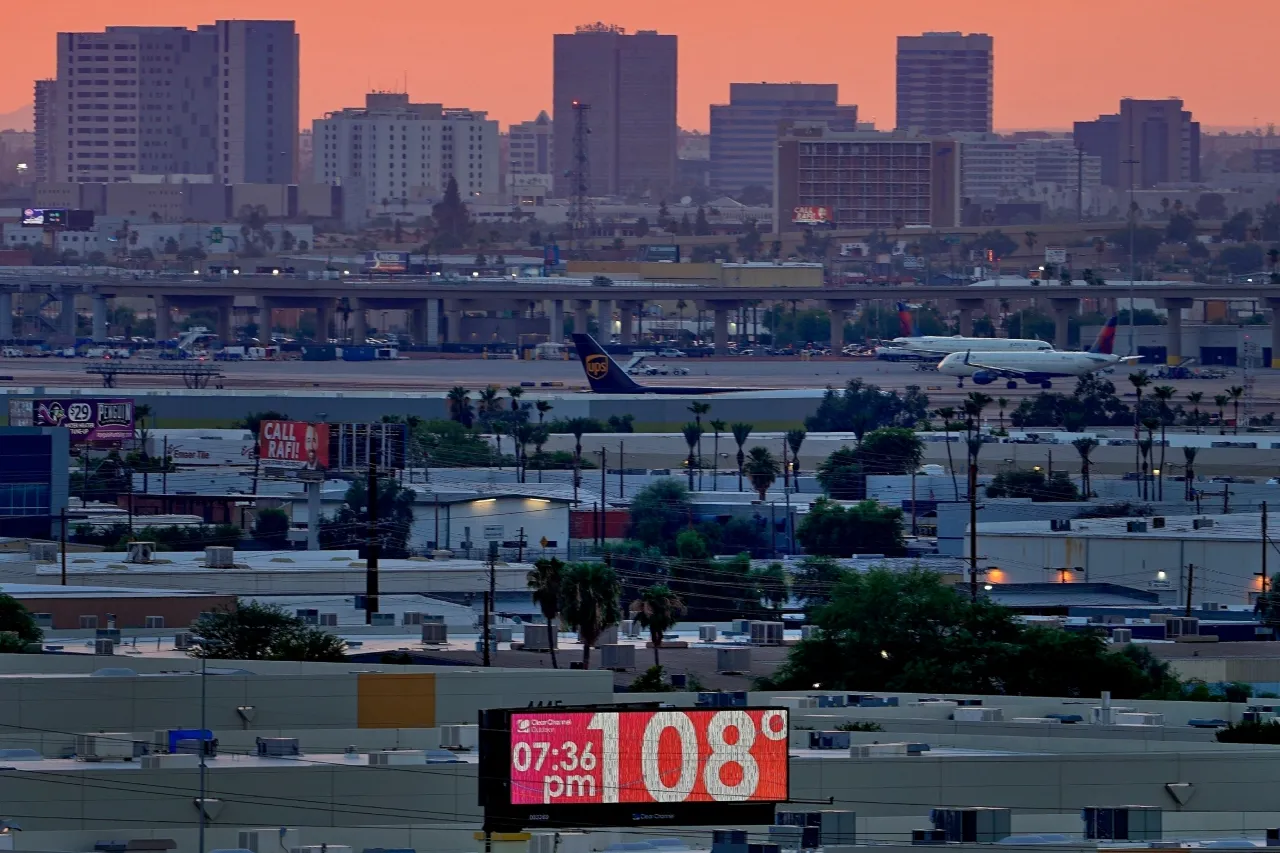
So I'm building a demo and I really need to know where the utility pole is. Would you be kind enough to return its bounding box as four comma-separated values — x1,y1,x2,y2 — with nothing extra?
1262,501,1269,596
969,460,980,602
365,461,379,624
517,526,525,563
1123,145,1139,357
599,447,607,505
1185,563,1195,617
782,438,790,491
618,441,624,500
60,507,67,586
483,540,497,666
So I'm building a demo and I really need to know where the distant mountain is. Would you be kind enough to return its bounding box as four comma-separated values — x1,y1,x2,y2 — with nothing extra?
0,104,34,132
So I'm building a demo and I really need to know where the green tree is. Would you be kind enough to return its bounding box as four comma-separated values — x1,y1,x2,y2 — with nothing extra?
751,562,790,612
631,585,686,667
432,176,473,249
1186,391,1204,434
855,427,925,475
986,469,1080,501
1214,393,1229,435
694,206,711,236
446,386,474,427
252,508,290,544
744,446,780,501
1073,437,1098,497
709,419,726,491
628,479,693,551
319,477,416,558
681,423,704,490
560,562,622,668
806,379,929,437
786,428,806,487
796,497,906,557
189,600,346,661
731,422,753,492
0,593,42,649
535,400,553,425
527,556,566,669
1129,371,1150,480
1228,385,1245,435
790,556,846,609
815,447,864,500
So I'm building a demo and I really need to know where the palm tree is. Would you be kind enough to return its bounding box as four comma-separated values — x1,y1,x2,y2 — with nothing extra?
446,386,473,427
675,299,687,339
743,446,781,501
527,557,566,669
731,422,753,492
709,419,726,491
535,400,553,425
566,417,593,495
1182,446,1198,501
1140,417,1160,501
1228,385,1245,434
1186,391,1204,435
512,422,535,483
934,406,960,501
531,426,549,483
688,402,710,488
631,584,686,668
1152,385,1175,501
560,561,621,669
507,385,524,412
1073,437,1098,497
681,423,703,490
1129,371,1150,480
1024,230,1038,255
996,397,1008,433
786,428,806,491
1214,394,1229,435
492,418,509,467
477,385,502,427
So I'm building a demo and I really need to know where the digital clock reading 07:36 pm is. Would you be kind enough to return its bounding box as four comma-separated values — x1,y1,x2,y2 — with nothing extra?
509,709,789,806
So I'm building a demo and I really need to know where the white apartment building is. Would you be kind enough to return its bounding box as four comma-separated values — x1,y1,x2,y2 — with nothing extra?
958,134,1101,207
507,111,552,202
45,21,298,185
314,93,499,214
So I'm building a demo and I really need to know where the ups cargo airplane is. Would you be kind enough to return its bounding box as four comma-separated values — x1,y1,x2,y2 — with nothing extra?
572,334,763,395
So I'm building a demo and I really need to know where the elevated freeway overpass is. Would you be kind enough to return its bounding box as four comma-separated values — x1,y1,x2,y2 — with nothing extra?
1,270,1277,363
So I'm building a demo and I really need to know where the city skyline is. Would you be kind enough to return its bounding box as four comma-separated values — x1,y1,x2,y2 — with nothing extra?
2,0,1279,135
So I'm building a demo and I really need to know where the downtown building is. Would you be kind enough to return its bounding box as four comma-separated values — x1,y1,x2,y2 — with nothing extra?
314,92,499,214
774,123,961,231
552,24,677,198
506,110,553,203
709,82,857,193
42,20,298,185
1074,97,1200,189
958,134,1102,205
896,32,993,135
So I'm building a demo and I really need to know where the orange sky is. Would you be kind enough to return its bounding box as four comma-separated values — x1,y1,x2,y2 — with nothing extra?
5,0,1278,133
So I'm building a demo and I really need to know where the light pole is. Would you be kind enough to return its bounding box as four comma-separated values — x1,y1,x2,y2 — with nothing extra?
1124,144,1139,357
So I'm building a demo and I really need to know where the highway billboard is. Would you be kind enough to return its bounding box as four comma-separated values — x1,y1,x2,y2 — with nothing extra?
12,399,135,444
258,420,329,471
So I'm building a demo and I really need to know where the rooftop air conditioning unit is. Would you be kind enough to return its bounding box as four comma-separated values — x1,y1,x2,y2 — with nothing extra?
368,750,427,766
1193,518,1215,530
1152,517,1166,529
1082,806,1162,841
127,541,155,564
809,731,853,750
493,626,513,643
1050,519,1072,532
295,609,318,625
421,623,447,644
930,807,1012,843
522,623,557,651
318,613,338,627
204,546,234,568
600,644,636,671
440,724,479,750
1202,602,1225,612
370,613,395,626
402,612,424,625
144,616,165,628
94,638,115,655
1112,628,1133,643
28,542,58,562
954,707,1004,722
749,621,784,646
717,647,751,674
1126,521,1148,533
529,835,558,853
777,696,819,710
75,733,145,762
174,631,194,650
79,615,99,629
699,625,718,642
255,737,300,757
140,753,201,769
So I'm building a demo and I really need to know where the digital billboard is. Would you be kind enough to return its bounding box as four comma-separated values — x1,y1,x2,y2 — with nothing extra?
22,208,67,228
479,706,789,831
258,420,329,471
30,399,134,444
792,205,832,225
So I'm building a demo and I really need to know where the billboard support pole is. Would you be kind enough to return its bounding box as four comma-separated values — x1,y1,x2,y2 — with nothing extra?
306,480,321,551
365,462,379,624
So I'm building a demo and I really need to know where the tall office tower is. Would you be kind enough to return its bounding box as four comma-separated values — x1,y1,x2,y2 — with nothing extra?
552,24,677,198
208,20,299,184
709,83,857,193
507,111,553,201
314,92,499,214
47,20,296,185
1074,97,1200,189
896,32,993,135
33,79,55,183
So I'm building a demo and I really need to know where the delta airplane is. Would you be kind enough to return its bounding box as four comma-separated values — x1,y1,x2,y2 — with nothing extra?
876,303,1052,360
937,316,1141,389
572,334,767,395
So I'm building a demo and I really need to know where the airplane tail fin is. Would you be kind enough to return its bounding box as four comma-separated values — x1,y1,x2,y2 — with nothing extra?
1089,315,1119,355
896,302,914,337
572,334,645,393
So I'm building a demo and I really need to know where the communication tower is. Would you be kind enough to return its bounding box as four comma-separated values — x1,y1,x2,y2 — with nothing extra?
567,101,595,257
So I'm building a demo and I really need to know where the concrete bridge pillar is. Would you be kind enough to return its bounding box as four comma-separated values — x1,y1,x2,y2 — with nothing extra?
60,294,77,338
315,298,335,343
410,305,427,345
92,294,108,343
1160,297,1193,365
154,294,172,342
712,305,731,355
350,298,368,344
425,299,440,347
1048,298,1077,351
596,299,613,339
0,291,11,340
617,301,636,346
548,299,565,343
572,299,591,336
956,297,986,337
217,300,233,343
825,300,857,351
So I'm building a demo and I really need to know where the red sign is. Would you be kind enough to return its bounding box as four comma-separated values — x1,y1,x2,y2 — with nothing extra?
792,205,831,224
509,709,789,806
258,420,329,470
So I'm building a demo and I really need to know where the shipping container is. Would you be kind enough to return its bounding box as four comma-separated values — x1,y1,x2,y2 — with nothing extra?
340,345,377,362
301,344,336,362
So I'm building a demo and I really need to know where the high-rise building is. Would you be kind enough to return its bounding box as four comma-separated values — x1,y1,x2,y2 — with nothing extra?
774,123,961,230
210,20,300,184
507,111,553,200
46,20,297,185
314,92,499,213
552,24,677,198
1074,98,1200,189
896,32,993,135
33,79,55,183
709,83,857,193
958,134,1101,204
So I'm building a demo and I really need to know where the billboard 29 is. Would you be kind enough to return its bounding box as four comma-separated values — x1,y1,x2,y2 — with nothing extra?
481,707,789,830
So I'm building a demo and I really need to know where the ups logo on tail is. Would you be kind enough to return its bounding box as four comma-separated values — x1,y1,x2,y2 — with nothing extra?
585,354,609,379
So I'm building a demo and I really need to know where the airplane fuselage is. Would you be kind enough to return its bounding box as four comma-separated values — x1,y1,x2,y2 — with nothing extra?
881,336,1052,359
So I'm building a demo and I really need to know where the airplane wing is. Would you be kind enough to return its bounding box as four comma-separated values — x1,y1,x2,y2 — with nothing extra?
965,359,1037,379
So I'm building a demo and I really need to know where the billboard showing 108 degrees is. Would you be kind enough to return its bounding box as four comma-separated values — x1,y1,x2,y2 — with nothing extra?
509,709,789,806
